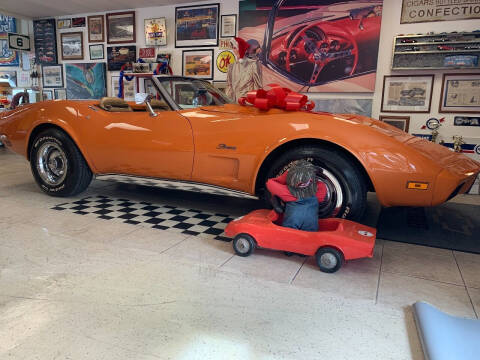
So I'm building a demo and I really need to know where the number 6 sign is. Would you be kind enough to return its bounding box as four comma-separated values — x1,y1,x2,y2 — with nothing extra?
8,33,31,51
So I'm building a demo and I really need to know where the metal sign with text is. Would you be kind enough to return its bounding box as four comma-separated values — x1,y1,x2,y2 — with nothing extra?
7,33,31,51
401,0,480,24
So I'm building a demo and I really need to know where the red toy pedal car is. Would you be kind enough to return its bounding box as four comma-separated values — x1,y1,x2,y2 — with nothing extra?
224,210,376,273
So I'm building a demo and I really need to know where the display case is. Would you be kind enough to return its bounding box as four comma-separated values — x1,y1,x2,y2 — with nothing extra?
392,32,480,70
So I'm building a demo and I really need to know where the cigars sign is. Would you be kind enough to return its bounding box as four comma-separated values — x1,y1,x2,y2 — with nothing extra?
401,0,480,23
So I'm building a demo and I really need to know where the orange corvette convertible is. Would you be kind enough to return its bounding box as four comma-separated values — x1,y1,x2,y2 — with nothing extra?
1,76,479,221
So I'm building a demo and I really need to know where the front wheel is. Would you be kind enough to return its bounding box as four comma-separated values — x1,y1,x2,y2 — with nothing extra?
233,234,256,257
265,146,367,221
315,247,344,273
30,128,92,197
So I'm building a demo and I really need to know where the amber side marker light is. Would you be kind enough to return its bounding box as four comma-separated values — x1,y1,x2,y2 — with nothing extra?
407,181,429,190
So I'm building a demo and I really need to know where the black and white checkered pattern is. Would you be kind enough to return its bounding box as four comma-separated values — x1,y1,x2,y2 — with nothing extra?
51,195,234,241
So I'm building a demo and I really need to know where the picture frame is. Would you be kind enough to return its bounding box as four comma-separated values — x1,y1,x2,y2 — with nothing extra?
111,75,120,97
88,15,105,42
145,18,167,46
107,45,136,71
175,3,219,48
60,32,84,60
57,19,71,29
42,89,53,101
89,44,104,60
65,63,106,99
54,88,67,100
379,115,410,132
106,11,136,44
72,17,86,28
381,75,434,113
33,19,57,65
144,78,156,97
439,73,480,113
0,16,19,66
42,65,64,88
220,14,237,37
182,49,214,80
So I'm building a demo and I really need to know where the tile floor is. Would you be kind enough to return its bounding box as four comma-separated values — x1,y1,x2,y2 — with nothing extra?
1,148,479,360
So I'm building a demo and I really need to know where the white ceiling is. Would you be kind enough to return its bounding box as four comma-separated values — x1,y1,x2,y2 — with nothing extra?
0,0,205,19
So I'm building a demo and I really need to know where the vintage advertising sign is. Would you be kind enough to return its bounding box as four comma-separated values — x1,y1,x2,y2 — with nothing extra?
145,18,167,46
8,33,31,51
216,51,236,73
139,47,156,59
454,116,480,126
0,15,19,66
401,0,480,24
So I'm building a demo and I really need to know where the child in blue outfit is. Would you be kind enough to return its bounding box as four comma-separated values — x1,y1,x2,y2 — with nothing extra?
266,160,327,232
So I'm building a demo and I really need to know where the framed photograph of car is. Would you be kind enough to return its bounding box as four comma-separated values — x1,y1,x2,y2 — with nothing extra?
60,32,83,61
106,11,136,44
54,88,67,100
379,115,410,132
57,19,71,29
381,75,434,113
88,15,104,42
221,14,237,37
175,3,219,48
182,49,214,79
89,44,104,60
145,18,167,46
42,65,63,88
439,73,480,113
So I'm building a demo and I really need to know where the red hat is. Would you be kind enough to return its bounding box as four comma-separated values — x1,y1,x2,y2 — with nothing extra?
233,37,250,59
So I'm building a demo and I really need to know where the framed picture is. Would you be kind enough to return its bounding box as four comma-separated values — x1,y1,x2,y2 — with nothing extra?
54,88,67,100
213,81,227,93
106,11,136,44
89,44,104,60
379,115,410,132
42,65,63,88
144,78,156,97
145,18,167,46
33,19,57,65
123,78,137,101
175,3,219,48
107,46,136,71
57,19,71,29
72,17,86,27
221,14,237,37
17,71,32,87
111,75,120,97
65,63,106,99
0,16,19,66
60,32,83,60
381,75,434,113
88,15,105,42
42,90,53,101
439,73,480,113
182,49,214,79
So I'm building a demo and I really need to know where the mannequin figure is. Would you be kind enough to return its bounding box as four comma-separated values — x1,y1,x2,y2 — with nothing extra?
226,37,263,102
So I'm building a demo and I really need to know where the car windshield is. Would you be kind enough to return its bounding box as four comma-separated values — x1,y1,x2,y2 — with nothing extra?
157,77,233,109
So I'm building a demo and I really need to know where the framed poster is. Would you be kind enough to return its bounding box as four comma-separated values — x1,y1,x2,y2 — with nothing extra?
175,3,219,48
61,32,83,60
145,18,167,46
1,15,19,66
66,63,106,99
379,115,410,132
182,49,214,80
107,46,136,71
72,17,86,28
57,19,71,29
89,44,104,60
221,14,237,37
439,74,480,113
42,65,63,88
54,88,67,100
42,90,53,101
111,75,120,97
107,11,136,44
0,71,17,87
381,75,434,113
88,15,104,42
33,19,57,65
123,78,137,101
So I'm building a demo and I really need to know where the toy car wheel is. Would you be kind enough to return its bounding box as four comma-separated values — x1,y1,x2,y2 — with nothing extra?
233,234,256,257
315,247,344,273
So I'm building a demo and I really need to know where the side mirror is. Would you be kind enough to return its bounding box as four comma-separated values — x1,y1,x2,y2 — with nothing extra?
135,92,158,117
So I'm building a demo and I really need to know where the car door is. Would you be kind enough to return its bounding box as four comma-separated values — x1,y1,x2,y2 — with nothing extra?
79,102,194,180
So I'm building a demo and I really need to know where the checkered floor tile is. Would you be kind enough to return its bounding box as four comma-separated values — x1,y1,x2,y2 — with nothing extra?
51,195,234,241
96,175,258,199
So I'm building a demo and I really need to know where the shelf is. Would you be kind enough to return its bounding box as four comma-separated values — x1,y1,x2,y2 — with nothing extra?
394,50,480,54
396,32,480,38
396,40,480,46
392,66,480,70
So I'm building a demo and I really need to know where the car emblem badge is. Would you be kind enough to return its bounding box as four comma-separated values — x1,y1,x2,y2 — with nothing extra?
217,143,236,150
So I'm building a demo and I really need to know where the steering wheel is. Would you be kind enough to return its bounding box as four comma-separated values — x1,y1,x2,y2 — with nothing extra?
10,91,30,110
285,24,359,85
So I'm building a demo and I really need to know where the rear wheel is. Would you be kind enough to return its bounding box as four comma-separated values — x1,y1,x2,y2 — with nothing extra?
315,247,344,273
30,128,92,197
265,145,367,221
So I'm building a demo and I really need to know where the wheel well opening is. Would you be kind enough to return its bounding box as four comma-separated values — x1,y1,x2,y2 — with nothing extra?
255,138,375,195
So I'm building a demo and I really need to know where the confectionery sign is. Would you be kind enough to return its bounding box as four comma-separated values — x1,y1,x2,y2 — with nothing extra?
401,0,480,24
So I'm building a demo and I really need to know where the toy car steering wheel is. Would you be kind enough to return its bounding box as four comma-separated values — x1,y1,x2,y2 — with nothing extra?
285,24,359,85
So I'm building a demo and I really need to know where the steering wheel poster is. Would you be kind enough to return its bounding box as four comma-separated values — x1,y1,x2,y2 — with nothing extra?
238,0,383,92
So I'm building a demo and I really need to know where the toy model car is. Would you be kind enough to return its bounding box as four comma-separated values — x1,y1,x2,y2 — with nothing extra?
437,45,454,51
224,209,376,273
401,38,417,43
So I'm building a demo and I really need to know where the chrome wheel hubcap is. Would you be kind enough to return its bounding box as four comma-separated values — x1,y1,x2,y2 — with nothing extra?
37,142,68,186
320,253,337,269
236,237,250,253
